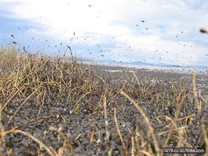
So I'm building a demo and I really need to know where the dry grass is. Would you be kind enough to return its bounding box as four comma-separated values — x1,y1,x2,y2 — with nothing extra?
0,47,207,155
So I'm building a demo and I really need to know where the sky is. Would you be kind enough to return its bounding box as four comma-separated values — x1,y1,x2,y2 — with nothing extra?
0,0,208,68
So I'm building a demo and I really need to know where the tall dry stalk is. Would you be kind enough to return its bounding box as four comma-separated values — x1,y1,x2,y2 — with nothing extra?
120,91,160,156
192,68,200,111
0,105,6,152
103,95,110,140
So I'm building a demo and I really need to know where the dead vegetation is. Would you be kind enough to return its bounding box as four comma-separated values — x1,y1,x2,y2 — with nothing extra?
0,47,207,155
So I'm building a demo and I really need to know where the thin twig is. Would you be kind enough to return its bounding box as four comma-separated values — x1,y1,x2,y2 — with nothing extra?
1,86,24,111
3,129,57,156
114,108,129,156
9,88,38,122
131,136,135,156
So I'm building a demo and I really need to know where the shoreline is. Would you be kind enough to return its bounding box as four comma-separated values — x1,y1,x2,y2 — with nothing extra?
78,60,208,76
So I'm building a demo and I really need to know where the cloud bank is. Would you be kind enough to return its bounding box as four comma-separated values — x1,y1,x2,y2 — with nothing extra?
1,0,208,67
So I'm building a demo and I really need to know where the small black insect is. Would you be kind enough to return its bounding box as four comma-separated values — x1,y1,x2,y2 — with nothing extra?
200,28,208,33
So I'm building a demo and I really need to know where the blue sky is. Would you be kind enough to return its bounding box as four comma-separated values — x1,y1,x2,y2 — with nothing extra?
0,0,208,67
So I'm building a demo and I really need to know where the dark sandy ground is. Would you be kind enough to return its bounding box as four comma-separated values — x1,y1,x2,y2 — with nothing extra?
81,64,208,93
1,63,208,156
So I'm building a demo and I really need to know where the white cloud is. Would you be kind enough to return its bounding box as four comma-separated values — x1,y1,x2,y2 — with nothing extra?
1,0,208,66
